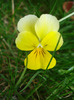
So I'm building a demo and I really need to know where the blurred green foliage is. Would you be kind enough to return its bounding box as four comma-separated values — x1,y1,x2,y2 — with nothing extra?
0,0,74,100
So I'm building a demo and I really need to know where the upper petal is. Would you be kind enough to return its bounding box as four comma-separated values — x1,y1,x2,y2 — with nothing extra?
41,31,63,51
17,15,38,34
24,48,56,70
35,14,59,40
15,31,39,51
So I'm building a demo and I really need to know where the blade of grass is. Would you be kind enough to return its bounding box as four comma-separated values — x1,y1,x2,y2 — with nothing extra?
15,90,25,100
46,34,61,70
59,12,74,22
1,36,16,58
25,82,43,100
50,0,57,14
20,70,43,92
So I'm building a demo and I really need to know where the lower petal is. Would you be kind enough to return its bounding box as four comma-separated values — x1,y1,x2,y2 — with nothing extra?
24,48,56,70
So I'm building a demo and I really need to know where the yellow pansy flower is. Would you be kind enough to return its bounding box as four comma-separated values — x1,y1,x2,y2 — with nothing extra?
15,14,63,70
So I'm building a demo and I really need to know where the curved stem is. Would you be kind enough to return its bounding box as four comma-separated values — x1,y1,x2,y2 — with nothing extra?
59,12,74,22
15,66,27,88
15,55,28,88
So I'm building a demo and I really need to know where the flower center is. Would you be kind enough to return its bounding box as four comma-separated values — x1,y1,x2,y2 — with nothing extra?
37,43,43,48
34,48,45,57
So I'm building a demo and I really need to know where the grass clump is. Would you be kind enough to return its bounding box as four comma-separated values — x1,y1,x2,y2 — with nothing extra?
0,0,74,100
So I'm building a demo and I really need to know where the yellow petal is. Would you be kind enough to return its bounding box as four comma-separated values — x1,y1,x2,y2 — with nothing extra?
35,14,59,40
15,31,39,51
41,31,63,51
17,15,38,34
24,48,56,70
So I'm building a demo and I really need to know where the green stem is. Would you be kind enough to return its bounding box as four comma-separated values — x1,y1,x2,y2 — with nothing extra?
59,12,74,22
15,66,27,88
15,55,28,88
